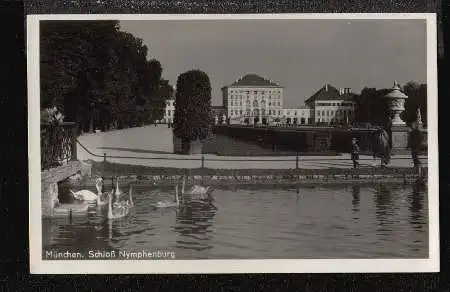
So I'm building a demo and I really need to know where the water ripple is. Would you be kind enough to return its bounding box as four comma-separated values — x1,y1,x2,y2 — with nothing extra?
42,183,429,259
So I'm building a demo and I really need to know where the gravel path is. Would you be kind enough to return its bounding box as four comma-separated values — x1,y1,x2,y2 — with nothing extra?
77,125,427,170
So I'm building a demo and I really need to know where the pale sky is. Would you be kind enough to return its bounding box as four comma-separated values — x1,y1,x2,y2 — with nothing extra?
119,19,427,108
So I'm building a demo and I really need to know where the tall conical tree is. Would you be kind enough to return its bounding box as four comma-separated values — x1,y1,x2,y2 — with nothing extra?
173,70,212,154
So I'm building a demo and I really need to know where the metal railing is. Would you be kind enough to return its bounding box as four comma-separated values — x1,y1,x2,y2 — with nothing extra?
76,139,423,170
41,122,78,170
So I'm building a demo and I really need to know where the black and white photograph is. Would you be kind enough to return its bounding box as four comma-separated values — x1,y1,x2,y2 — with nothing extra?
28,14,439,273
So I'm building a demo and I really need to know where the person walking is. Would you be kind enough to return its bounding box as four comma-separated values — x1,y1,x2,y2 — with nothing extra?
351,138,360,169
408,122,424,180
372,127,391,167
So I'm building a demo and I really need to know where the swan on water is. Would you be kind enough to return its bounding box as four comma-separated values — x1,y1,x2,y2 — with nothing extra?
114,181,134,208
181,177,211,199
107,183,132,220
94,177,114,206
152,185,181,208
114,177,123,200
70,189,97,202
125,184,134,207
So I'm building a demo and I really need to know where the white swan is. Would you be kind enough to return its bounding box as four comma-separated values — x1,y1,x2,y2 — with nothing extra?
107,184,131,220
125,184,134,207
70,189,97,202
114,183,134,208
190,184,210,195
114,177,123,200
152,185,180,208
181,177,211,199
94,177,114,206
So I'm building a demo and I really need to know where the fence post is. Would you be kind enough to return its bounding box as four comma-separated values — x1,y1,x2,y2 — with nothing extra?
296,153,299,169
70,124,78,161
201,154,205,168
103,153,107,163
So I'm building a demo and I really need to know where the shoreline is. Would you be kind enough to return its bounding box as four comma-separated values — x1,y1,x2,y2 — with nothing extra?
65,161,428,187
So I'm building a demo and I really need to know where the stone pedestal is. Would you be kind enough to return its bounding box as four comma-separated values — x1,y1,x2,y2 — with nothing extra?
173,134,203,154
390,125,409,153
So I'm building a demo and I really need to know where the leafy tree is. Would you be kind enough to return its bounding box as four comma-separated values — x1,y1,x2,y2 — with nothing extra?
40,20,170,133
354,87,390,128
402,81,427,127
173,70,212,153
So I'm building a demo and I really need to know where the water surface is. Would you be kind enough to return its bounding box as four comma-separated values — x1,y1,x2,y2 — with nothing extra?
43,183,428,259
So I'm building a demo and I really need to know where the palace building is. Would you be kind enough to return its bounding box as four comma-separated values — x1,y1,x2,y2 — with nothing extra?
305,84,356,125
163,73,357,126
221,74,284,125
218,74,356,126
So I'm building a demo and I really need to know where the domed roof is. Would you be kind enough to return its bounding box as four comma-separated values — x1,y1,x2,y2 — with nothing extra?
385,80,408,99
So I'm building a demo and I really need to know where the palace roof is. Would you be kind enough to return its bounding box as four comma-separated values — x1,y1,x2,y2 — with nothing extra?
224,74,282,88
305,84,355,104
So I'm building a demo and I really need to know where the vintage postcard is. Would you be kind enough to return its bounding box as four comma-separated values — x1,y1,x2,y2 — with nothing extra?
28,14,439,274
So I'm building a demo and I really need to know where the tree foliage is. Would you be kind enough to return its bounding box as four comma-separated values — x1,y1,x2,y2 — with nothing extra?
402,81,427,127
173,70,212,142
40,20,170,133
354,81,427,128
354,87,390,128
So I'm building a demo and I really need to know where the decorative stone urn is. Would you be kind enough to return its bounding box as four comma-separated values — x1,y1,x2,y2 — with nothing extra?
221,114,227,125
384,81,408,126
384,81,409,153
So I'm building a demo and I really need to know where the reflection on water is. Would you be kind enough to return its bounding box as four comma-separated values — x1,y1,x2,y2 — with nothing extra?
351,186,361,221
42,183,428,259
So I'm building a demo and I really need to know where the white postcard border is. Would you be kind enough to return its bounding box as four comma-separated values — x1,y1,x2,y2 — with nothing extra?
28,13,439,274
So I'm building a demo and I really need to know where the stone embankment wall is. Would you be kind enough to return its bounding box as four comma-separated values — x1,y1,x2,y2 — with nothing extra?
81,167,427,189
41,161,92,218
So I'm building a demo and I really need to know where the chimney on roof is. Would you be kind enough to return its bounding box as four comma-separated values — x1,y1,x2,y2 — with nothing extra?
325,84,328,91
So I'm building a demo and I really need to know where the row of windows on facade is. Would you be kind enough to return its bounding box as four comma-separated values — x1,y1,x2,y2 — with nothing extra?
229,94,281,100
227,108,354,117
315,117,350,123
315,102,355,107
316,109,354,117
166,108,354,118
228,109,304,116
229,89,281,95
229,100,281,106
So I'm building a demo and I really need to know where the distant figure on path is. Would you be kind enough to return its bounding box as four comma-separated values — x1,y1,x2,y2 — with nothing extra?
351,138,360,169
408,122,424,180
372,127,391,167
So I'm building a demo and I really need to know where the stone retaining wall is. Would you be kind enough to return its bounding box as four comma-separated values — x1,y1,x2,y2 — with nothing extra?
41,161,92,218
80,168,426,188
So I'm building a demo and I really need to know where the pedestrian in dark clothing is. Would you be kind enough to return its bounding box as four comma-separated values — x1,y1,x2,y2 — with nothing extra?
372,127,391,167
351,138,360,169
408,122,424,179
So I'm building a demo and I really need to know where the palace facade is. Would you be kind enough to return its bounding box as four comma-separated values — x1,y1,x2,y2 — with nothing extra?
162,74,357,126
219,74,356,125
221,74,284,125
